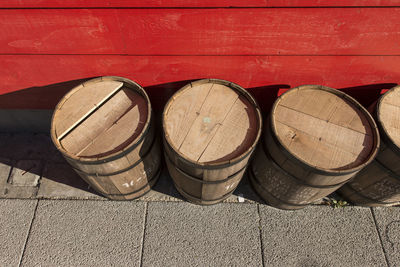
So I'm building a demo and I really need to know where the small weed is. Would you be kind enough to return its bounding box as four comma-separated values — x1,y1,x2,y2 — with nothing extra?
328,199,348,209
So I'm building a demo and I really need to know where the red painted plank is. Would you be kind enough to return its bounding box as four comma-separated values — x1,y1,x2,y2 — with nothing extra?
1,8,400,55
0,9,125,54
0,0,398,7
0,55,398,110
268,0,400,7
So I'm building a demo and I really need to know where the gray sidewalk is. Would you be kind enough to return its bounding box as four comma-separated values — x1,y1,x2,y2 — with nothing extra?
0,133,399,266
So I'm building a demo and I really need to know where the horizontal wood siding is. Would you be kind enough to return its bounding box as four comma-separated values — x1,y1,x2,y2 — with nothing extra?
1,1,399,7
0,4,399,110
1,8,399,55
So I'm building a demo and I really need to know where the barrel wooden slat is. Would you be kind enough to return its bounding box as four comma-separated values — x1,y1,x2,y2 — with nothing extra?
250,145,344,206
251,85,379,209
77,92,148,157
176,83,240,162
55,79,124,138
51,76,161,200
339,85,400,206
163,79,262,205
163,137,250,181
164,153,244,203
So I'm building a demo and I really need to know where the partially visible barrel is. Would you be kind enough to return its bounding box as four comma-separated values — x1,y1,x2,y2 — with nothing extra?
339,86,400,206
163,79,262,205
250,85,380,209
51,76,161,200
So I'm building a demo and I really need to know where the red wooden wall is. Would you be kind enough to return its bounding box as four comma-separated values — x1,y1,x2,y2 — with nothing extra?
1,1,399,112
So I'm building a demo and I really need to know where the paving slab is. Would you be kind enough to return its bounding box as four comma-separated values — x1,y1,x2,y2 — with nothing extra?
21,200,146,267
372,207,400,267
38,163,104,200
0,159,39,199
259,205,387,267
0,199,37,267
142,202,262,267
9,159,42,186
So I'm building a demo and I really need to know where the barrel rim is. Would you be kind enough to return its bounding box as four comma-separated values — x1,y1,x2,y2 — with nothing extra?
173,181,236,204
164,151,247,183
258,141,350,188
248,168,308,209
339,183,400,206
270,84,380,175
50,76,152,163
376,85,400,155
162,78,262,168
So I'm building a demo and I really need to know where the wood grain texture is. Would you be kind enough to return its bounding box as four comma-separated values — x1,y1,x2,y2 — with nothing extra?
0,0,398,7
162,79,262,205
1,8,400,55
198,95,258,164
273,86,374,170
54,80,123,138
50,76,160,200
59,89,146,157
378,86,400,148
250,145,343,208
164,82,213,148
1,55,400,110
264,121,359,187
164,81,258,163
0,9,124,54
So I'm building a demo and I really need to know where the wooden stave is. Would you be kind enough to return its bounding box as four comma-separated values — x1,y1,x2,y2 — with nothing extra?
51,76,160,200
163,136,250,181
73,136,162,200
173,181,236,205
250,142,346,210
376,85,400,156
268,85,380,186
339,88,400,206
339,183,399,207
51,76,153,164
165,151,246,204
64,118,155,174
162,78,262,204
162,78,262,170
248,167,307,210
265,120,359,188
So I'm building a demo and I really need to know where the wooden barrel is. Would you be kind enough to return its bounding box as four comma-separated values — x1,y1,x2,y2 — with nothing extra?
250,85,380,210
339,86,400,206
50,76,161,200
163,79,262,205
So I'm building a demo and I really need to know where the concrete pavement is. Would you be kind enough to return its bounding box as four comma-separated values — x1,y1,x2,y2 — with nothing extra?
1,200,398,267
0,133,399,266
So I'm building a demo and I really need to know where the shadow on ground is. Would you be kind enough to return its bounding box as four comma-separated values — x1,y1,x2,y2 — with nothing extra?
0,79,398,202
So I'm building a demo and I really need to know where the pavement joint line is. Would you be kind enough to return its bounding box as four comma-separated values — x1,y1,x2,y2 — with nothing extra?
17,199,39,267
257,204,266,267
139,202,149,267
35,159,45,191
370,208,391,267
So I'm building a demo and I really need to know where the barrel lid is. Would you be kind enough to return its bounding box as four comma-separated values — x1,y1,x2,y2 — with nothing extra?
271,85,378,172
377,85,400,150
163,79,261,165
51,76,150,160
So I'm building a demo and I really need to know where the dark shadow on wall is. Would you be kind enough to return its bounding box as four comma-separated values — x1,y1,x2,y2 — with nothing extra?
0,78,97,110
247,84,291,115
340,83,397,108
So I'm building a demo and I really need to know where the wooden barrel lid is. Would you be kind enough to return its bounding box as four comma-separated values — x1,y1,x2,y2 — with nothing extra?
163,79,261,165
271,85,378,172
377,85,400,150
51,76,150,160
